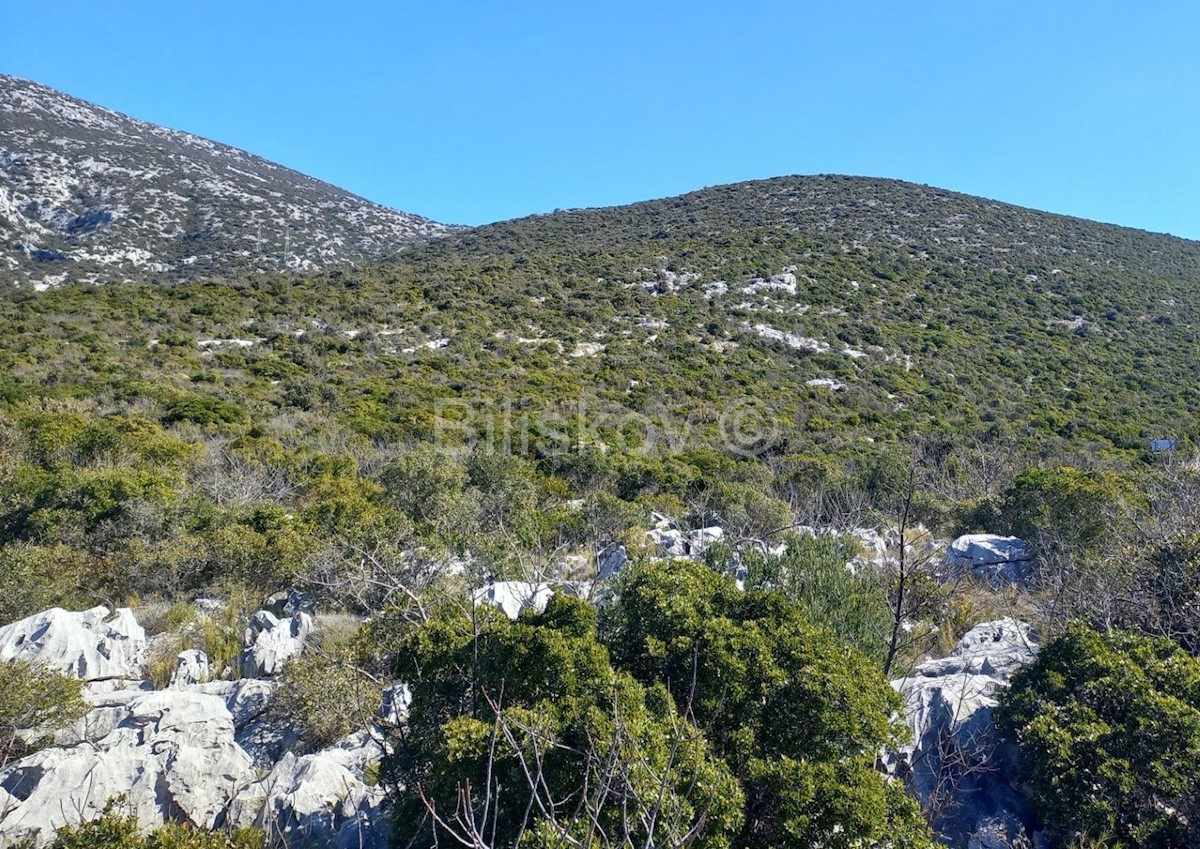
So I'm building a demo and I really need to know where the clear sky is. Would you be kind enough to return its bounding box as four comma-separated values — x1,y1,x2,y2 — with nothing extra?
5,1,1198,238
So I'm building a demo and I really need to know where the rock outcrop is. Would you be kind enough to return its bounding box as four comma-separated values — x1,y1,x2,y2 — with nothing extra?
193,678,288,766
170,649,210,688
890,618,1040,848
647,514,724,559
946,535,1034,587
228,731,388,849
472,581,555,620
241,610,312,678
0,689,256,845
0,606,146,684
0,603,393,847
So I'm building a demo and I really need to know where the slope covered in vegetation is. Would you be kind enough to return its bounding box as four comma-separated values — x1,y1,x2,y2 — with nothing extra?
4,175,1200,848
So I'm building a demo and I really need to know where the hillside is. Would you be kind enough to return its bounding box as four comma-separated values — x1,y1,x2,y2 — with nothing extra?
3,167,1200,847
5,175,1200,468
0,75,448,287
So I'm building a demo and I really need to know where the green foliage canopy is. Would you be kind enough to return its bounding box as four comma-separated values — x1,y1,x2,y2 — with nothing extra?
998,622,1200,848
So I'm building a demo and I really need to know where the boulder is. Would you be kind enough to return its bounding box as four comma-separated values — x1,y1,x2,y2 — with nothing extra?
946,534,1033,587
597,543,628,580
169,649,209,688
264,587,316,619
379,683,411,726
194,678,278,730
194,678,289,767
0,689,256,846
472,581,554,620
0,606,146,683
241,610,312,678
890,619,1040,848
229,731,388,849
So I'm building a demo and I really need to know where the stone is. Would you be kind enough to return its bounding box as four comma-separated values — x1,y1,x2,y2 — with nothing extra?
946,534,1034,587
241,610,312,678
265,587,316,619
193,679,291,768
169,649,209,688
646,515,724,559
472,582,554,620
806,377,847,391
228,731,388,849
0,606,146,683
597,543,628,580
0,689,256,846
890,619,1039,848
379,683,411,726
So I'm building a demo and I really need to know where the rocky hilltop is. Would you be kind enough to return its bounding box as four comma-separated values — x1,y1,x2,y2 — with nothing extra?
0,75,449,287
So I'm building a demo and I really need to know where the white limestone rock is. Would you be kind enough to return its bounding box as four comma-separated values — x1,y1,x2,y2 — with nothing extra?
472,582,555,620
194,678,278,729
597,543,628,580
169,649,209,688
380,683,412,726
241,610,312,678
0,606,146,683
946,534,1034,587
890,618,1039,848
229,731,388,849
0,689,256,846
646,515,724,559
806,377,847,391
193,678,289,767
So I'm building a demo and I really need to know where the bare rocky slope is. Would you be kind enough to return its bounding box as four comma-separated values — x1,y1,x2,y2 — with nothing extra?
0,75,449,287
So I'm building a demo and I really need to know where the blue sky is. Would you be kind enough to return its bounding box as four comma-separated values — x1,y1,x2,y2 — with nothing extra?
5,1,1199,237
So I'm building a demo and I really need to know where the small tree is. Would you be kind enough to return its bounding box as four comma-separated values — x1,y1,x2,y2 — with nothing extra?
385,594,745,849
601,558,934,849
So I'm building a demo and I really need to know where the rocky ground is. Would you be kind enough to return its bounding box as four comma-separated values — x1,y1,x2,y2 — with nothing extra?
0,523,1043,848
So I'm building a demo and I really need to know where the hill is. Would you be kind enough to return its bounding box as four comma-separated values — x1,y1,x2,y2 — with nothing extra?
5,174,1200,471
0,75,448,287
4,140,1200,849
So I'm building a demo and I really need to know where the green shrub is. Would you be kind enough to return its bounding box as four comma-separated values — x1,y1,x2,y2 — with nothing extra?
998,623,1200,848
47,800,264,849
386,594,745,849
0,660,89,768
601,559,933,849
163,395,245,426
266,620,378,752
740,532,892,663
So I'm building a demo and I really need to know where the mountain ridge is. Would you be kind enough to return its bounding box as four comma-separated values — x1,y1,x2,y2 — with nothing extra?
0,74,449,287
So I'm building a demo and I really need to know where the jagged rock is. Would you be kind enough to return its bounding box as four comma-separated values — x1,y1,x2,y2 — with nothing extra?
228,731,388,849
169,649,209,688
647,515,724,559
0,606,146,683
241,610,312,678
0,689,256,846
890,619,1040,848
194,679,289,767
946,534,1034,587
193,678,277,729
597,543,628,580
265,587,316,619
472,582,555,620
379,683,412,726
